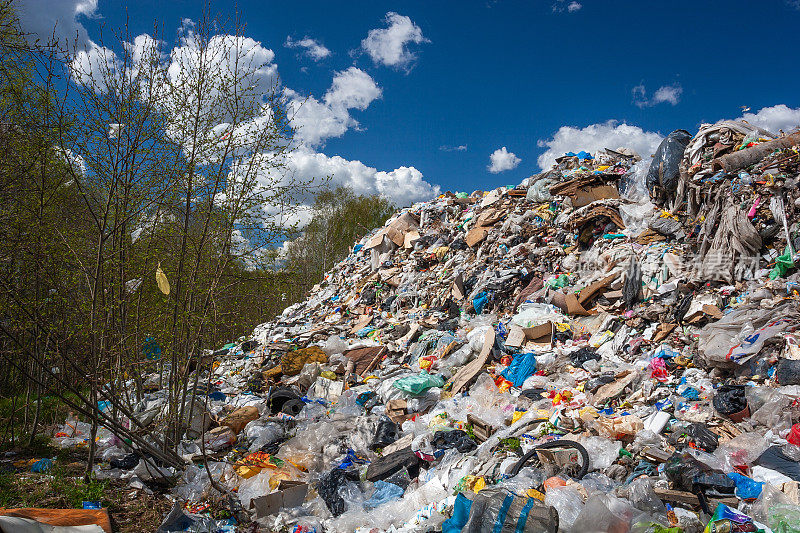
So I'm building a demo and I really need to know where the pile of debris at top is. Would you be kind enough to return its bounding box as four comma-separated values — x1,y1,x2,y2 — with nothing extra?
54,117,800,533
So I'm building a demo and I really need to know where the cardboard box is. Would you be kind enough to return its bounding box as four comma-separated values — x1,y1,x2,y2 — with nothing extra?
505,322,554,349
249,481,309,518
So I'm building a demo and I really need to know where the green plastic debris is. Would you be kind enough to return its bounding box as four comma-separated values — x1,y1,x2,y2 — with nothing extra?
767,504,800,533
392,372,445,396
545,274,569,289
769,246,795,280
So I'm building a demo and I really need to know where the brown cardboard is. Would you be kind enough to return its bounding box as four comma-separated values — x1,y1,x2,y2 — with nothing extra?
220,405,259,434
452,272,465,300
350,314,373,335
249,482,309,518
465,226,489,248
467,414,495,443
344,346,385,375
565,293,591,316
404,230,420,249
386,399,409,424
570,185,620,208
450,328,495,394
504,325,526,348
577,274,617,307
522,322,553,343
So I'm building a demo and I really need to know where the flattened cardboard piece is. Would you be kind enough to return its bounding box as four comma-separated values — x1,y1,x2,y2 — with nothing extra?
565,293,591,316
505,325,526,348
577,274,617,307
536,447,582,468
652,323,677,343
382,434,414,455
450,328,495,394
384,225,405,248
593,370,636,404
389,212,420,233
385,399,409,425
404,230,420,249
344,346,385,375
249,481,309,518
476,208,502,227
365,232,388,250
465,226,489,248
350,314,373,335
452,272,466,300
571,185,620,208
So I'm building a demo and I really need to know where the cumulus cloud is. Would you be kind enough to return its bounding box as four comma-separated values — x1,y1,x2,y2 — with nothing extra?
633,83,683,108
20,6,441,227
537,121,664,170
69,42,119,91
284,36,331,61
739,104,800,134
361,12,429,71
275,146,440,207
439,144,468,152
552,0,582,13
287,67,381,147
488,147,521,173
16,0,98,47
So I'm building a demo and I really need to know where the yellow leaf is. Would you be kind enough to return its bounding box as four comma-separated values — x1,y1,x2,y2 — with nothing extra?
156,263,170,295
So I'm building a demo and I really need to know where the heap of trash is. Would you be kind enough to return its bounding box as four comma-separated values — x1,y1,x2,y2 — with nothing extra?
54,119,800,533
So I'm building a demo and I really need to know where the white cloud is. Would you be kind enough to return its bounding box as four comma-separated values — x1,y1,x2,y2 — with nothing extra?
287,67,381,147
488,147,521,173
361,12,429,71
552,0,582,13
537,121,664,170
633,83,683,108
440,144,468,152
652,85,682,105
739,104,800,134
69,42,120,92
266,146,439,207
325,67,382,111
16,0,98,47
284,36,331,61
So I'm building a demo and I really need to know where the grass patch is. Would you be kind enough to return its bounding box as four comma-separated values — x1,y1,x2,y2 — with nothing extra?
49,463,109,508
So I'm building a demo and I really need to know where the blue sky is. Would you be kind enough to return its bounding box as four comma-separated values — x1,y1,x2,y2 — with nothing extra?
17,0,800,205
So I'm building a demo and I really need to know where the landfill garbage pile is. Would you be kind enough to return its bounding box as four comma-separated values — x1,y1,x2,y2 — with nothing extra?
53,119,800,533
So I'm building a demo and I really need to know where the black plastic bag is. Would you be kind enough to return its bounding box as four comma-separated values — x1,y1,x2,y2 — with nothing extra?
623,257,642,309
755,446,800,481
570,347,600,368
366,448,420,482
584,374,616,393
776,359,800,385
685,423,719,453
317,468,359,516
713,385,748,416
372,416,400,450
110,453,139,470
673,292,693,324
646,129,691,202
432,430,477,453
